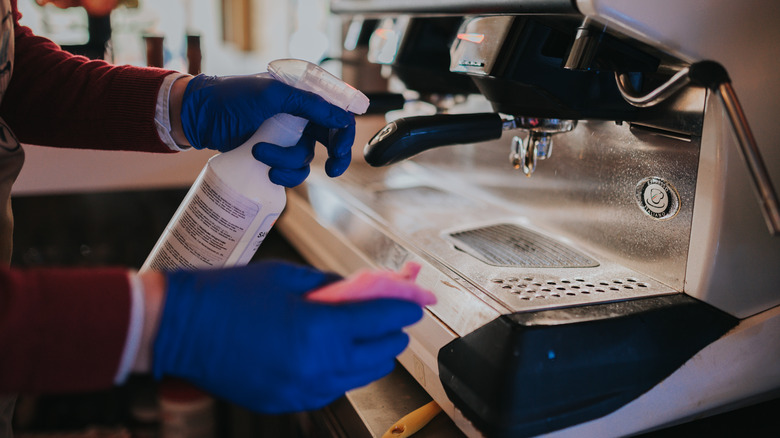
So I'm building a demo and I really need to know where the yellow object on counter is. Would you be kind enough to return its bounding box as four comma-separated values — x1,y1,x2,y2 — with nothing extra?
382,400,442,438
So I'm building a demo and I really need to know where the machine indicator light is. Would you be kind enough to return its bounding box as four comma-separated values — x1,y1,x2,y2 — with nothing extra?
457,33,485,44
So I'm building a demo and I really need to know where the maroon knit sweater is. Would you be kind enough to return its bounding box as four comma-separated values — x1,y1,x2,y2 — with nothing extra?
0,0,178,394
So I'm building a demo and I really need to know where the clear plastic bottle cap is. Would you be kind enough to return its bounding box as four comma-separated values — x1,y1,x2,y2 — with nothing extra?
268,59,370,114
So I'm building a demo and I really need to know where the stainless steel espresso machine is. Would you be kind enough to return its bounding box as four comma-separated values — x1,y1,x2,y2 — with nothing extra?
278,1,780,436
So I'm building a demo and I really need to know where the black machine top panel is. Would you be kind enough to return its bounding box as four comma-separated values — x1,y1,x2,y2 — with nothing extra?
330,0,578,15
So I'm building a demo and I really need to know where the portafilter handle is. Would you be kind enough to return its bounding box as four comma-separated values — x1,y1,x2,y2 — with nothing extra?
363,113,505,167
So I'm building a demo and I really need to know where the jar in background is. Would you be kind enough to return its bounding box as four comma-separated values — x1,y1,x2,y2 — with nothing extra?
158,379,215,438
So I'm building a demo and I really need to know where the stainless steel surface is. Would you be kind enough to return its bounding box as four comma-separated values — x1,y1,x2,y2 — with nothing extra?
718,82,780,235
449,16,513,77
617,65,779,235
686,94,780,317
445,223,599,268
404,87,704,294
287,86,705,317
315,158,680,315
284,79,705,317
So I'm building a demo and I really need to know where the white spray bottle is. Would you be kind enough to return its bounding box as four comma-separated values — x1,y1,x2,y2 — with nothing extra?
141,59,369,272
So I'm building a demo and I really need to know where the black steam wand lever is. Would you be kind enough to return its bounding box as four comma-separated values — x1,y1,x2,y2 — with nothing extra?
363,113,507,167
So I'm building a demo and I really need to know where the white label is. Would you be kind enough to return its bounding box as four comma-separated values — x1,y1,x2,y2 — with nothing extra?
233,212,280,266
147,167,260,271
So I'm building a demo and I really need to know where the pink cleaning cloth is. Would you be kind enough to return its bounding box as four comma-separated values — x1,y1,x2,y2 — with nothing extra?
306,262,436,306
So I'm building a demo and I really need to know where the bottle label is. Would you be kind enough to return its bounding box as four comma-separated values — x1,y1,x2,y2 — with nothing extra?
233,212,279,266
148,167,260,270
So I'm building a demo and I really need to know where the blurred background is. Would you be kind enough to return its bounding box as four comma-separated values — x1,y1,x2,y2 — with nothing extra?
16,0,338,74
12,0,344,196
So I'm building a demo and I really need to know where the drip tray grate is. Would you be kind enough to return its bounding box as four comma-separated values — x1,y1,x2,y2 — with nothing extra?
489,275,650,302
448,223,599,268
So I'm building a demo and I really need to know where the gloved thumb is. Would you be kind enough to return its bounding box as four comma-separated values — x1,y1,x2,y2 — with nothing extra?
268,261,341,295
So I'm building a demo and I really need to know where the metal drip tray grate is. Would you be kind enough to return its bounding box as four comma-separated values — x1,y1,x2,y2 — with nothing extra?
448,223,599,268
490,275,650,302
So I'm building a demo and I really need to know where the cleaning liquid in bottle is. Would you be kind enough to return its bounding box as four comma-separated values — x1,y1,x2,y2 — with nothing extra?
141,59,369,272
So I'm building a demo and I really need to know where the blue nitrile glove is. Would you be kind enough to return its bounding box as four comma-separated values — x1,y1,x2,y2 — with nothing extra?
152,261,423,413
181,74,357,187
251,122,356,187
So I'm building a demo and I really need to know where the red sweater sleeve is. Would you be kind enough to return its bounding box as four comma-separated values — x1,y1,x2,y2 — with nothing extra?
0,0,178,152
0,266,132,393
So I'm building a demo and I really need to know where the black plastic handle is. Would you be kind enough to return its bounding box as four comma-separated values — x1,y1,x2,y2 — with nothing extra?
363,113,504,167
364,92,407,114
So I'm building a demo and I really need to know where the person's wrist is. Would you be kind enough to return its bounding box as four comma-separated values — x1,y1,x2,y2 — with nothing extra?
132,270,167,373
169,76,194,147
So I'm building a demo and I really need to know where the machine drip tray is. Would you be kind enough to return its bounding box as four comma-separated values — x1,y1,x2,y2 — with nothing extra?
447,223,599,268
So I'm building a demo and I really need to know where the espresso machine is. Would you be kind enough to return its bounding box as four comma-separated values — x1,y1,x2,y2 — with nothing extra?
277,1,780,436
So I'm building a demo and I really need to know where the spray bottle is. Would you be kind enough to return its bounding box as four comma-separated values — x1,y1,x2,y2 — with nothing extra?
141,59,369,272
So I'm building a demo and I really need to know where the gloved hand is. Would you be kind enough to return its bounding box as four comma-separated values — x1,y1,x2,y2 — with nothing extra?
152,261,424,413
181,74,357,187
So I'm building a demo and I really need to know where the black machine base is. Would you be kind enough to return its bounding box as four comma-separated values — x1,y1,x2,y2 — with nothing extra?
437,294,738,437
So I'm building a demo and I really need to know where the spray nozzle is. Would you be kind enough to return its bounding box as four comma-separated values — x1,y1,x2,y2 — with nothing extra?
268,59,370,115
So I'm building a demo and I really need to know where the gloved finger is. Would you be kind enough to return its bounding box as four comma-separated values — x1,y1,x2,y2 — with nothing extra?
322,271,343,285
336,299,424,338
254,261,333,294
252,138,315,169
298,123,355,178
325,125,356,177
325,155,351,178
347,332,410,370
268,166,311,187
301,122,330,144
303,123,356,160
280,86,356,129
326,123,356,160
